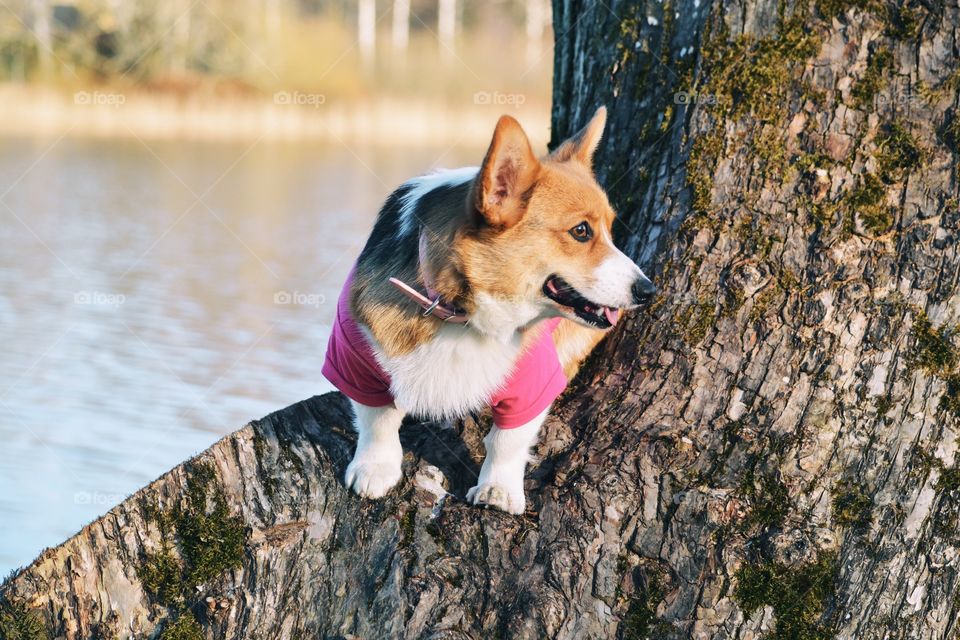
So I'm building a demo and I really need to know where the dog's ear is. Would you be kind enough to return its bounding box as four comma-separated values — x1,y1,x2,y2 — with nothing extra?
550,106,607,168
474,115,540,230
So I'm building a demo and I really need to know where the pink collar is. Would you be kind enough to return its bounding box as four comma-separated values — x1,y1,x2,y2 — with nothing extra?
389,232,469,324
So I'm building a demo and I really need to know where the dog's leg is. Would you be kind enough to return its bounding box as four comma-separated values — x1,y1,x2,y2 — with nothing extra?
552,318,609,380
466,408,547,515
345,400,406,498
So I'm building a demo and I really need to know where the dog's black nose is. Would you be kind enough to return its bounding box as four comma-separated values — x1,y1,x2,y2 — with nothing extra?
632,277,656,305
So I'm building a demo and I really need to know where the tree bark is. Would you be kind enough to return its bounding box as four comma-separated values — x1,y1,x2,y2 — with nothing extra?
3,0,960,638
358,0,376,72
29,0,53,78
437,0,457,66
392,0,410,54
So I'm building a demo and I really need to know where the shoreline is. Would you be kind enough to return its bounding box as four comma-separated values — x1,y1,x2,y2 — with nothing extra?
0,85,551,147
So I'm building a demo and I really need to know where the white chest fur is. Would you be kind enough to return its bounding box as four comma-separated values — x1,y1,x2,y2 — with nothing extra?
369,323,523,419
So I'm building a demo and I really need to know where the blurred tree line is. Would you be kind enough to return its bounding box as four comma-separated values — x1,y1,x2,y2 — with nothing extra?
0,0,551,97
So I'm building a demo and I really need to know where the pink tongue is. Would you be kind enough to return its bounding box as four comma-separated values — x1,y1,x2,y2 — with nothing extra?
603,307,620,326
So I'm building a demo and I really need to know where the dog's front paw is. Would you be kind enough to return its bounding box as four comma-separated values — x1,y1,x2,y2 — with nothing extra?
345,447,402,499
466,482,525,515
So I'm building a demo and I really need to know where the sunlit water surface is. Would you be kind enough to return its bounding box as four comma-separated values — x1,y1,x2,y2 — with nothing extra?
0,134,483,575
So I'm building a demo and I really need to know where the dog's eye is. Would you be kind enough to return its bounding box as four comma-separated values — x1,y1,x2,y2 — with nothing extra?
569,222,593,242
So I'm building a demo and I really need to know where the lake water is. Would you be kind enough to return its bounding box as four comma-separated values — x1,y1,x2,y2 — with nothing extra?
0,134,484,576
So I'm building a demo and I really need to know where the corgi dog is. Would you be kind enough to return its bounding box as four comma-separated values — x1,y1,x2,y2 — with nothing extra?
322,107,656,514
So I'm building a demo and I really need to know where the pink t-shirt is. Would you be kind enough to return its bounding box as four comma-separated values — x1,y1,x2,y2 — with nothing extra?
322,270,568,429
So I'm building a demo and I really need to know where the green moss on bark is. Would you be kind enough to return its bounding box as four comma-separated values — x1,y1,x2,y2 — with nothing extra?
851,47,893,109
883,4,923,39
936,465,960,493
399,508,416,547
177,464,246,588
876,122,923,183
939,374,960,416
749,272,800,323
734,553,838,640
847,173,891,234
831,481,873,532
909,311,958,374
686,129,725,216
159,612,204,640
138,460,247,625
705,17,820,122
138,537,185,608
683,296,715,345
0,601,48,640
251,430,278,499
740,467,791,531
941,112,960,153
816,0,876,20
684,13,821,216
621,569,673,640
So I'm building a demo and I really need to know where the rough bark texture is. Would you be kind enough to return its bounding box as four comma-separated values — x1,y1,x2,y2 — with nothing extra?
3,0,960,638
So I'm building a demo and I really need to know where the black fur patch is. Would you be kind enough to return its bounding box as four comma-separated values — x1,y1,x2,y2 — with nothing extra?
356,178,475,277
357,184,418,273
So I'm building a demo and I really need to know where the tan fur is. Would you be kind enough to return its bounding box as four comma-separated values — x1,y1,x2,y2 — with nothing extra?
552,319,608,379
356,107,624,362
475,115,541,230
453,109,621,330
350,193,474,357
550,106,607,167
351,265,443,356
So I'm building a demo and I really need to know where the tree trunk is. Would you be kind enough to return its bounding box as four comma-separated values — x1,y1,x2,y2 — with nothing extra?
30,0,53,78
525,0,549,69
437,0,456,66
3,0,960,638
358,0,376,72
392,0,410,54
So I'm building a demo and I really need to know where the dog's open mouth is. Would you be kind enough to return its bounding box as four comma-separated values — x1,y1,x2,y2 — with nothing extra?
543,275,621,329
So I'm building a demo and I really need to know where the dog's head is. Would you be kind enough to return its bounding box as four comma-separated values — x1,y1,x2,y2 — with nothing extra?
462,107,655,332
